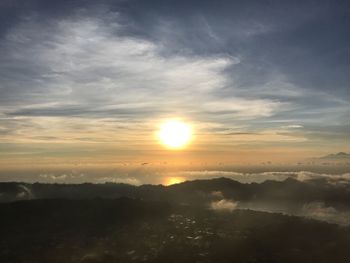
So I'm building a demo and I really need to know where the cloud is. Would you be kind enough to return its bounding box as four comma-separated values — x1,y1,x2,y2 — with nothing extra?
39,172,85,181
0,1,349,152
211,199,238,212
2,16,233,111
97,176,141,185
211,190,224,199
16,184,34,199
282,125,303,129
294,171,350,186
0,10,289,144
40,173,67,180
164,170,350,184
300,202,350,226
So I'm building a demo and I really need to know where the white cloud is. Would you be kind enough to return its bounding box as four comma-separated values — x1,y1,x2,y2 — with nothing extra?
39,172,85,181
211,199,238,212
300,202,350,225
97,176,141,185
295,171,350,184
17,184,34,199
0,13,286,143
2,17,232,109
283,125,304,129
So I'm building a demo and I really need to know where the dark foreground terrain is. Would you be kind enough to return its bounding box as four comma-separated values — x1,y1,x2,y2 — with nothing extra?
1,198,350,263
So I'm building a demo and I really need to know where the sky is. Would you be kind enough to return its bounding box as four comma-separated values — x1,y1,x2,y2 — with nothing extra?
0,0,349,182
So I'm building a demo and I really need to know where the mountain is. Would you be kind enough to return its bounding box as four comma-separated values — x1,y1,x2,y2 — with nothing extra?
1,177,350,226
1,177,349,207
319,152,350,160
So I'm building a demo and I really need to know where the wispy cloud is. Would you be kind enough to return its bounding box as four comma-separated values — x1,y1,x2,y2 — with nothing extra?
97,176,141,185
39,172,85,181
0,1,349,157
0,12,290,144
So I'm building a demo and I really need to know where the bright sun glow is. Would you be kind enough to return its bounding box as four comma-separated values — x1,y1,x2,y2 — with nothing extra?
158,120,192,149
165,177,185,185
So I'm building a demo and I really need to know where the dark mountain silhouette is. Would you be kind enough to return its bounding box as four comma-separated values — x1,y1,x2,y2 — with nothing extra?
1,177,349,209
319,152,350,159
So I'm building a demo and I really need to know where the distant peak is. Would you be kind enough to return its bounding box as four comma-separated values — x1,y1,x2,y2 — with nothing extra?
319,152,350,159
336,152,347,156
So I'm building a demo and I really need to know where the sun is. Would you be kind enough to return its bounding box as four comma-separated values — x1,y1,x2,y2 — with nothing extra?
158,120,192,149
165,177,185,185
